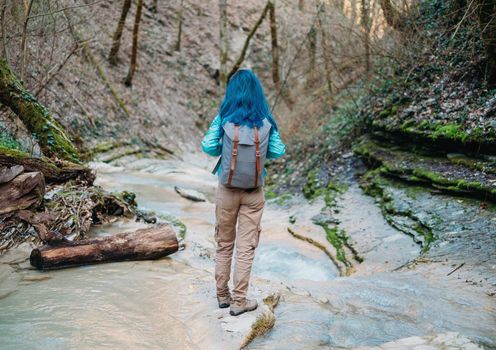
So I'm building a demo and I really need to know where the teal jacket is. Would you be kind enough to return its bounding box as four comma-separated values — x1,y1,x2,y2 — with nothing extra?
201,115,286,174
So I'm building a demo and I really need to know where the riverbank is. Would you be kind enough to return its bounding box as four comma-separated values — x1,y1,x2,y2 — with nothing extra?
1,151,494,349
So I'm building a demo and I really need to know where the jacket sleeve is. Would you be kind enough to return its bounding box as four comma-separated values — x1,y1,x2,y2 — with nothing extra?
267,128,286,159
201,115,222,157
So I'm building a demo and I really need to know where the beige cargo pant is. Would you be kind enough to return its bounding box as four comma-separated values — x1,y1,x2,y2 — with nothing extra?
214,184,265,304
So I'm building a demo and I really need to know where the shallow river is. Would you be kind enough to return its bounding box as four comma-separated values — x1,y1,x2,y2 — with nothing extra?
0,155,494,349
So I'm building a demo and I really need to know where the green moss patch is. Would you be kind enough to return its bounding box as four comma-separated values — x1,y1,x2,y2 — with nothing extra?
353,137,496,202
303,170,348,207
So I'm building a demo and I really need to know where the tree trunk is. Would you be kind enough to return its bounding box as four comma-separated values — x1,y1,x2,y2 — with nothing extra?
317,2,334,103
306,25,317,87
1,4,8,63
175,0,184,51
30,224,179,270
298,0,304,11
379,0,404,31
124,0,144,87
0,171,44,215
227,2,271,81
219,0,229,90
64,11,131,119
0,149,94,184
19,0,33,82
361,0,371,78
477,0,496,86
108,0,132,65
0,58,79,162
268,1,280,90
350,0,357,26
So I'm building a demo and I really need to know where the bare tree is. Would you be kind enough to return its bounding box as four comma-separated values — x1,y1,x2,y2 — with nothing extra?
20,0,34,81
360,0,371,78
227,2,271,80
175,0,184,51
350,0,357,26
298,0,304,11
124,0,144,86
379,0,405,31
1,3,9,63
219,0,229,90
476,0,496,85
306,25,317,86
108,0,132,65
317,1,334,102
268,1,280,89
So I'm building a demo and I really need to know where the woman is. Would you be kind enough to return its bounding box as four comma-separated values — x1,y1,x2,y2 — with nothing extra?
201,69,286,316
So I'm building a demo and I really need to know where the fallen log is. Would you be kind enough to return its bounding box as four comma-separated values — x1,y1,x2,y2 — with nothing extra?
0,171,45,215
0,149,94,184
30,224,179,270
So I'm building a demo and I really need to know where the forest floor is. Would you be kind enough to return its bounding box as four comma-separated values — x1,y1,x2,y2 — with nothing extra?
0,148,494,349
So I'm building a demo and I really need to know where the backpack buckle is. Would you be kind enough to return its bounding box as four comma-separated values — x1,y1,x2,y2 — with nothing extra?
232,149,238,156
255,150,260,157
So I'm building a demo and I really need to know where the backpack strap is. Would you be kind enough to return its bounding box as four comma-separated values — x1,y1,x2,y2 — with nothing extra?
227,125,240,186
254,127,261,187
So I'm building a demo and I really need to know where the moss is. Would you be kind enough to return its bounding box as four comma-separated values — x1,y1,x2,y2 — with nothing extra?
303,170,347,207
418,120,430,130
320,224,350,265
265,189,278,200
413,168,493,197
0,143,29,158
447,154,496,174
431,123,464,141
81,141,131,160
0,132,24,152
287,227,343,275
0,58,79,162
354,137,495,201
302,170,322,200
264,187,293,206
114,190,138,208
153,213,187,240
274,193,292,205
379,109,391,118
323,180,348,208
136,210,187,240
401,119,415,130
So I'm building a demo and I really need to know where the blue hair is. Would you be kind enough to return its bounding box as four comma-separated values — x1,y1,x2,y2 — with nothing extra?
219,69,278,134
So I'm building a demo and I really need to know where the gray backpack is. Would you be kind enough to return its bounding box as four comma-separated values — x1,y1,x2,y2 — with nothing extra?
217,118,271,188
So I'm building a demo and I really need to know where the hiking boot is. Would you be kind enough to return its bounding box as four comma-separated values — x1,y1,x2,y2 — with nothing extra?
229,299,258,316
217,295,231,309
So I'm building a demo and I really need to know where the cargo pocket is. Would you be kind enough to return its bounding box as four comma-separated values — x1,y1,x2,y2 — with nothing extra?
252,226,262,248
214,224,220,243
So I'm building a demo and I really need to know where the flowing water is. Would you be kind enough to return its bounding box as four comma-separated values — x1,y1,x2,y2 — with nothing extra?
0,155,494,349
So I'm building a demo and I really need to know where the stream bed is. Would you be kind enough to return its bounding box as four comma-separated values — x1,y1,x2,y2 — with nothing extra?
0,155,494,349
